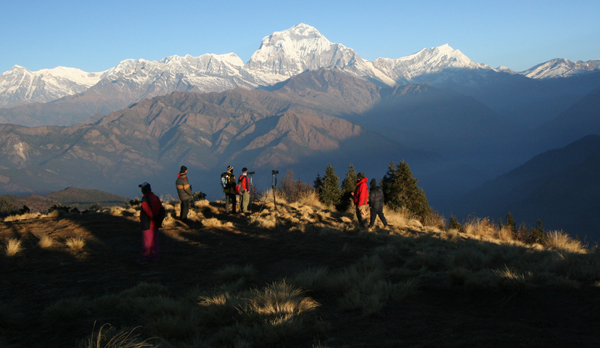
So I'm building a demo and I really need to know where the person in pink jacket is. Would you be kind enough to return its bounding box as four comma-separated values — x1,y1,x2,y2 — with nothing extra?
353,173,369,228
138,182,163,264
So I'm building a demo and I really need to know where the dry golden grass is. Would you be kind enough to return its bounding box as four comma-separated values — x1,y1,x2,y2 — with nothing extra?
202,217,233,228
78,323,156,348
65,236,86,252
3,212,42,222
4,238,23,257
196,281,321,346
38,235,54,249
462,217,497,240
494,266,530,292
384,206,422,231
243,280,320,318
544,230,586,253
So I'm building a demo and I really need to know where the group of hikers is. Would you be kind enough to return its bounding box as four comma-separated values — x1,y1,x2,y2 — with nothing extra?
135,165,252,264
136,167,388,264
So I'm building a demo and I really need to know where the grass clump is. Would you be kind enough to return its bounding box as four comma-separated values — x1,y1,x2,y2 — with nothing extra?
4,238,23,257
65,236,86,252
214,264,256,285
38,235,54,248
544,230,586,253
78,323,156,348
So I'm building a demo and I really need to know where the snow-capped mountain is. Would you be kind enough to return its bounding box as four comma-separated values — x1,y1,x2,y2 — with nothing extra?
244,23,395,86
372,44,491,83
523,58,600,79
0,65,106,108
88,53,255,104
1,23,600,122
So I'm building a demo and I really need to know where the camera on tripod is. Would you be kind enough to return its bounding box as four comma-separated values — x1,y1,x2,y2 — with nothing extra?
272,170,279,175
248,171,255,175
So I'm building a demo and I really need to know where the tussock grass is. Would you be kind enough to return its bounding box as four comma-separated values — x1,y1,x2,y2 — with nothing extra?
78,323,156,348
384,206,422,231
494,266,530,292
198,281,321,346
65,236,86,252
38,235,54,248
4,238,23,257
462,217,497,240
544,230,586,253
3,212,42,222
215,264,257,285
120,283,169,299
43,297,91,324
288,267,331,292
202,217,233,228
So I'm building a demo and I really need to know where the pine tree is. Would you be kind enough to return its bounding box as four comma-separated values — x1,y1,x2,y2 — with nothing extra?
315,164,341,207
313,174,323,193
381,161,431,220
339,163,357,210
506,212,516,232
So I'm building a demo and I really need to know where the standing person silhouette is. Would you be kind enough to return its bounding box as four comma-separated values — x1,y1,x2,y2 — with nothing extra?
238,167,251,214
353,172,369,228
221,165,237,214
138,182,163,264
368,178,388,228
175,165,192,221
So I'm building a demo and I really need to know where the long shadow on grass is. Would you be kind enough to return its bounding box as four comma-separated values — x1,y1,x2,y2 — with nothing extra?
3,202,600,348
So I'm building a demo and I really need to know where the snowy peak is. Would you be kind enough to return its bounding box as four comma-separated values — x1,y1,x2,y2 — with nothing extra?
245,23,394,86
373,44,491,81
523,58,600,78
0,65,105,108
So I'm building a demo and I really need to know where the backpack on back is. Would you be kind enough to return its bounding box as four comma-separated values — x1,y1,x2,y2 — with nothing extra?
155,205,166,228
220,172,229,189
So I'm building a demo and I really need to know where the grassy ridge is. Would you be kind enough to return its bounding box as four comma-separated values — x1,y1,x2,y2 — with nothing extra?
1,191,599,347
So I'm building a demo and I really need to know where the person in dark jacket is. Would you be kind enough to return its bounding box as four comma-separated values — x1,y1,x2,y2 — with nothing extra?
368,178,388,228
139,182,163,264
222,165,237,214
176,165,192,220
353,172,369,228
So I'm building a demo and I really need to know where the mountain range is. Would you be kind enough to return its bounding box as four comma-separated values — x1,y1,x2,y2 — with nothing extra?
2,23,600,128
1,23,600,242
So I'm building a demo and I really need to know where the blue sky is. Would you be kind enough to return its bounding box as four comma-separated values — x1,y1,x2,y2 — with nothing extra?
2,0,599,74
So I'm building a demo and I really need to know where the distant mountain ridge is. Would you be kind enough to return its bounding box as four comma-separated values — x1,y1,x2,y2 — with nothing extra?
456,134,600,242
2,23,600,127
0,70,431,199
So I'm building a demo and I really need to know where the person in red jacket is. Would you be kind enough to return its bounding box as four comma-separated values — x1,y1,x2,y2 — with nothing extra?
238,167,251,214
353,172,369,228
138,182,163,264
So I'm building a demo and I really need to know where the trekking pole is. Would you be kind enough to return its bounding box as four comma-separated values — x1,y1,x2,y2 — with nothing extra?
272,170,279,230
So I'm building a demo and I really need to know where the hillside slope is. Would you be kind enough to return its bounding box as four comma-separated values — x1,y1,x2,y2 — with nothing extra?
1,195,599,347
456,134,600,241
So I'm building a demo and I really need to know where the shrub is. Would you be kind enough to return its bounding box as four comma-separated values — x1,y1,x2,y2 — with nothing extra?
280,170,314,203
448,215,462,230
